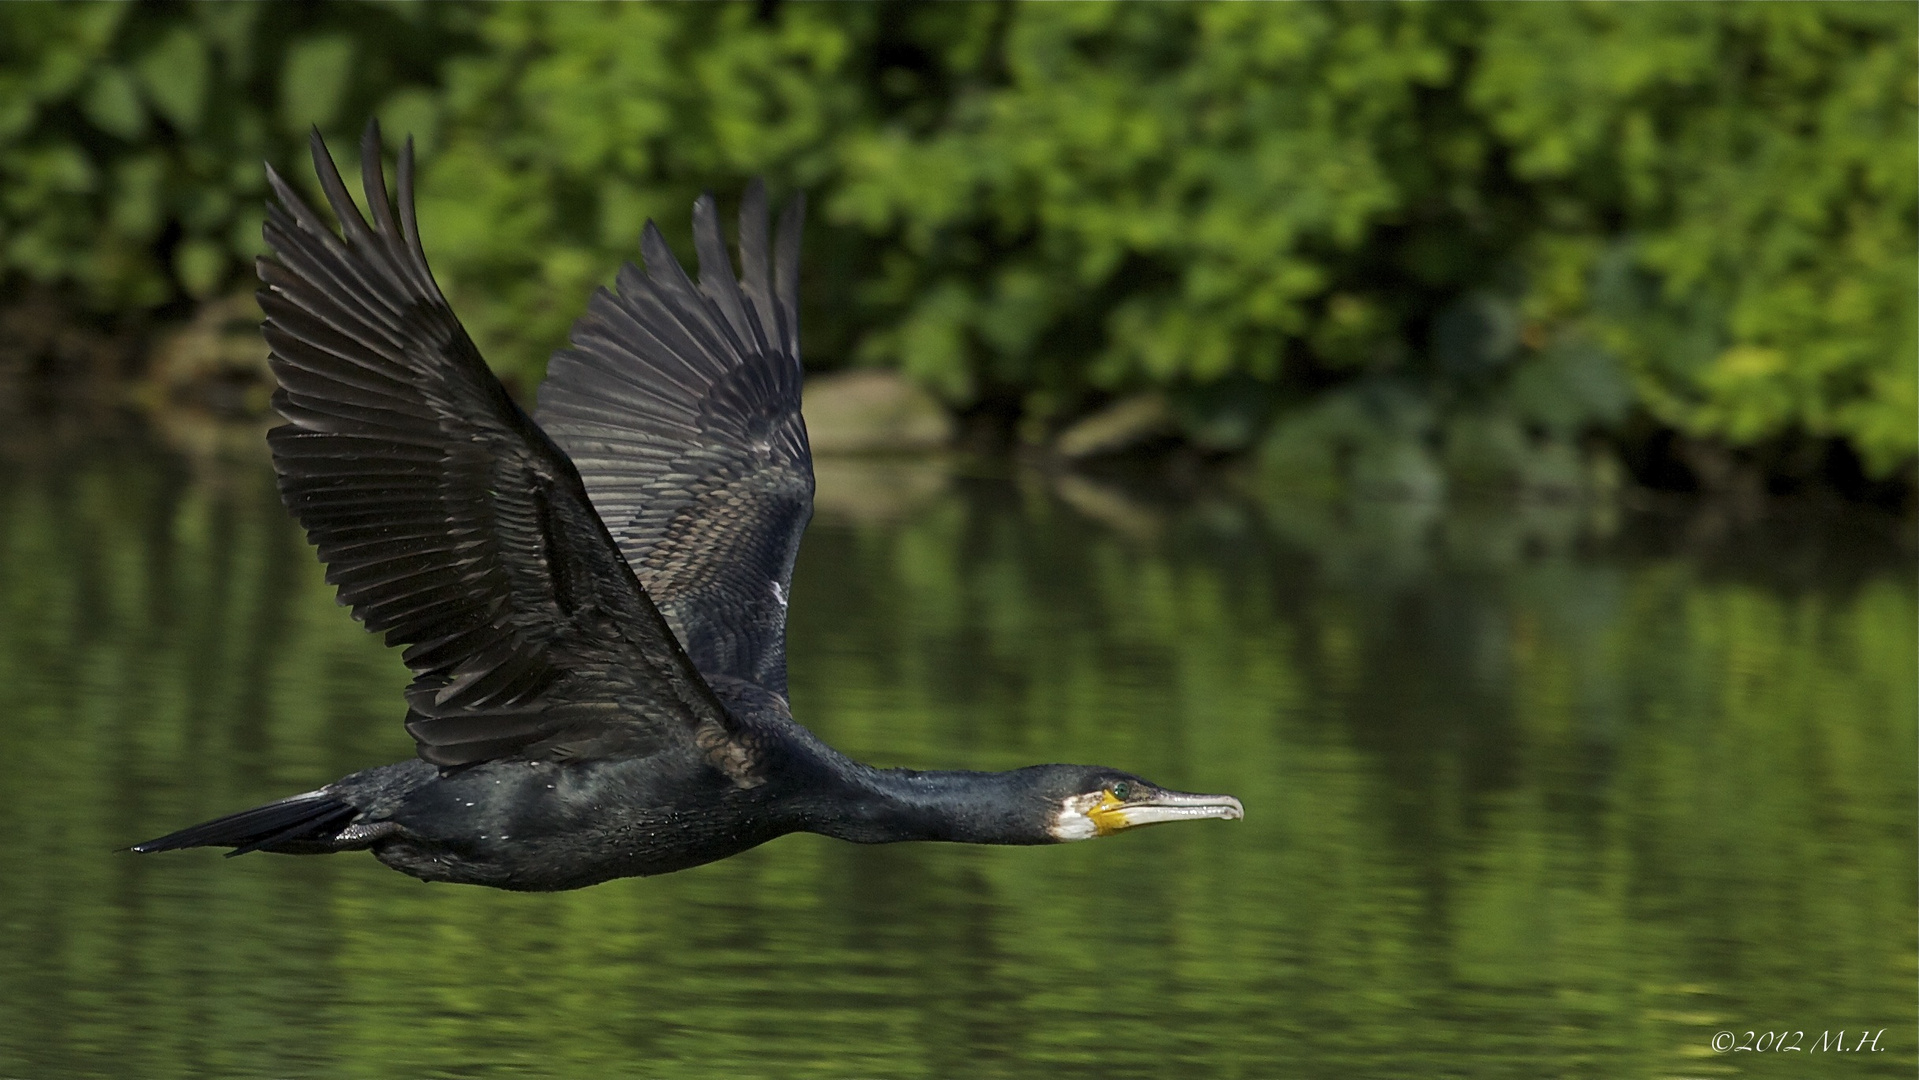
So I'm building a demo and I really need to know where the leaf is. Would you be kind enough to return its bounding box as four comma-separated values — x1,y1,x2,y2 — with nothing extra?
82,67,146,140
173,237,227,299
137,29,209,133
108,154,166,239
280,35,356,134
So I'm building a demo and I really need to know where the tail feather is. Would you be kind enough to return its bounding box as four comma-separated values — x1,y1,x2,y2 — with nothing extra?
131,790,358,857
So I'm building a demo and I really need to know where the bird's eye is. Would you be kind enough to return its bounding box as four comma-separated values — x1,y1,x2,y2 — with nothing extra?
1110,782,1132,801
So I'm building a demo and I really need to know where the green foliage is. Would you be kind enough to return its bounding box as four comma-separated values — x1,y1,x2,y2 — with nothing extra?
410,2,871,393
1,2,1911,478
1472,4,1919,475
0,3,476,307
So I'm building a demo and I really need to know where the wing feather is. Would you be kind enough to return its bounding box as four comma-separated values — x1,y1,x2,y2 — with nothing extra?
259,121,744,772
537,180,813,700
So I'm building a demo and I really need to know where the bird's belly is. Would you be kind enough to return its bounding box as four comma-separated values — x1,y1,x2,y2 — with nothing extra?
372,818,775,891
368,762,780,891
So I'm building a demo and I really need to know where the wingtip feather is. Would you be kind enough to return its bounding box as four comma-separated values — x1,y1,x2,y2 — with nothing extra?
774,193,805,358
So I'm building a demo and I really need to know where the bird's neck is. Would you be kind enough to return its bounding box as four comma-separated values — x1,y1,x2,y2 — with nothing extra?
795,761,1052,846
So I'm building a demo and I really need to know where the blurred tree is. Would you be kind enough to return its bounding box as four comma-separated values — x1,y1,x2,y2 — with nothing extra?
0,3,477,307
0,1,1910,488
1473,4,1918,478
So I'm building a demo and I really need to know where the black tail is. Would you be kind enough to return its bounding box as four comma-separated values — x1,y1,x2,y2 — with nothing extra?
131,790,358,857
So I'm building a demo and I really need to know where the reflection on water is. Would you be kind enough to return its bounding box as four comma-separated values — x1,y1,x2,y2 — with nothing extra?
0,422,1912,1079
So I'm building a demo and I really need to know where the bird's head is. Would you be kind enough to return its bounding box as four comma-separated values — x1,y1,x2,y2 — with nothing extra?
1018,765,1244,841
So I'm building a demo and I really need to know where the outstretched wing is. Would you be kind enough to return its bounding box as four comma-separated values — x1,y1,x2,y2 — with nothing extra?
535,182,813,702
259,122,743,773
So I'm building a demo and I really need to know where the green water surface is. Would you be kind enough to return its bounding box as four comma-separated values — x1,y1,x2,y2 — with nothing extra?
0,426,1912,1079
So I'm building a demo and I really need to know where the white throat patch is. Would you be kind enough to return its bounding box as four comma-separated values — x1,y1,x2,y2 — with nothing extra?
1049,791,1105,841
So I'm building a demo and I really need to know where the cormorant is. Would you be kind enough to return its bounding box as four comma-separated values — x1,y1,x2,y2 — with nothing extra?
132,123,1243,892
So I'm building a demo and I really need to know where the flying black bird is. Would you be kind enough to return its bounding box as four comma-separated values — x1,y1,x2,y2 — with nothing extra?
132,122,1243,891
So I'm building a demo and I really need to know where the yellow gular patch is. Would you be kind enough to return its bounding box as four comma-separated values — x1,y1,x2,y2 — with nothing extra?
1086,790,1130,836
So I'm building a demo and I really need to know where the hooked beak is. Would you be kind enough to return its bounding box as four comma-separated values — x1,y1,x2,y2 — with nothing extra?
1088,788,1245,835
